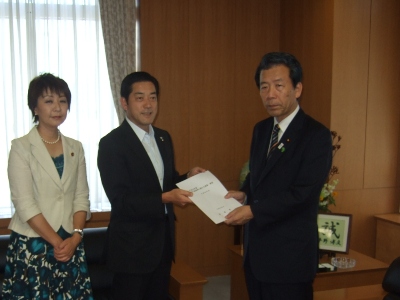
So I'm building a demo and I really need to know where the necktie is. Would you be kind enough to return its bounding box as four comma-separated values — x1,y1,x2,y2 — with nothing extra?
267,124,280,157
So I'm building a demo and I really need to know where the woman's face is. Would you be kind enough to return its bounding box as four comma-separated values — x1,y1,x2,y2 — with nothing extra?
34,89,68,128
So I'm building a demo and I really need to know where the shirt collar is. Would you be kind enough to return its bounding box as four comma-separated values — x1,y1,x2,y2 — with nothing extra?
274,105,300,133
125,117,155,141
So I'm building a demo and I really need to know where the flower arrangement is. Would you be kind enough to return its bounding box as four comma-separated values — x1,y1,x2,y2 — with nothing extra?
239,161,249,189
319,131,342,213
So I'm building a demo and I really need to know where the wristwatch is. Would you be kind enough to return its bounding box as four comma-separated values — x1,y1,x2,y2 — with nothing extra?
72,228,84,238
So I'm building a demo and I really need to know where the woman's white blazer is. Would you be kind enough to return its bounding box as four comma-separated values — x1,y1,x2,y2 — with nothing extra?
7,127,90,237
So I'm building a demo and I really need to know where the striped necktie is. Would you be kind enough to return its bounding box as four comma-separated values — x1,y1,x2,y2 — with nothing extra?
267,124,280,157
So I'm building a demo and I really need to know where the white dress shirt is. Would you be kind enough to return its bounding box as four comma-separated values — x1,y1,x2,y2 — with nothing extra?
125,118,167,213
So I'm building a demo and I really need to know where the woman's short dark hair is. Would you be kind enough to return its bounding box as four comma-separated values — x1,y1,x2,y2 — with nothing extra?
27,73,71,123
120,71,160,101
254,52,303,89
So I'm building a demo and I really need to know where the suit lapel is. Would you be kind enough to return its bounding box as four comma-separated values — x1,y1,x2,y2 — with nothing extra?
121,120,162,189
252,120,273,181
256,110,305,188
154,129,174,215
29,127,62,188
61,135,78,185
154,130,170,185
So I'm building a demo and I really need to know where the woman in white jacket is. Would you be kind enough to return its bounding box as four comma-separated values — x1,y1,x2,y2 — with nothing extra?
2,73,93,299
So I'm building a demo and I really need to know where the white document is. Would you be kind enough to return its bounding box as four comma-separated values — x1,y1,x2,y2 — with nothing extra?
176,170,242,224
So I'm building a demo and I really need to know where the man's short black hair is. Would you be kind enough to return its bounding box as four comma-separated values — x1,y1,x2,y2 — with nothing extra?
120,71,160,100
254,52,303,89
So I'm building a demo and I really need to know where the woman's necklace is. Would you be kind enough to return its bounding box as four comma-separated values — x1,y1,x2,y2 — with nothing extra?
39,129,61,144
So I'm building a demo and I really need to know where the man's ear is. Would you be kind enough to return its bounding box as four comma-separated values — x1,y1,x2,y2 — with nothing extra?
120,97,128,111
295,82,303,99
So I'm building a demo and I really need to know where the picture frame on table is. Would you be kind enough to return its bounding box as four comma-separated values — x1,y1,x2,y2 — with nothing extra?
317,213,352,254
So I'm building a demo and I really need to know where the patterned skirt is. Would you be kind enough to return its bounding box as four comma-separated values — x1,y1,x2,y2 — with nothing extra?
1,227,93,300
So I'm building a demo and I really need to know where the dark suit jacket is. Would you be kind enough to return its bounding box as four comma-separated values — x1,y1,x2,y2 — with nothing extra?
97,120,186,274
241,108,332,284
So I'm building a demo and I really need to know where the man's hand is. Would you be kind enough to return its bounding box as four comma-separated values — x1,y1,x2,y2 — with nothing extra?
187,167,206,177
162,188,193,207
225,190,246,204
224,205,253,226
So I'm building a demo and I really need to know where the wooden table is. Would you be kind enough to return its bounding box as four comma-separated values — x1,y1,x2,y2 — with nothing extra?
314,284,387,300
315,249,388,291
169,261,208,300
229,245,388,300
229,245,248,300
375,213,400,264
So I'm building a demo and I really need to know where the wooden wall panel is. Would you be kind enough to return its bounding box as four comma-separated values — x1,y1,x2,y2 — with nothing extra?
330,0,400,257
330,0,372,255
233,0,281,177
300,0,333,129
364,0,400,188
334,188,399,255
140,0,191,173
187,0,236,184
330,0,371,191
280,0,334,129
140,0,280,276
280,0,400,258
184,0,237,275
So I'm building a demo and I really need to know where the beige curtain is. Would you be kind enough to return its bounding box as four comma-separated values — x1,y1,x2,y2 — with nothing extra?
99,0,138,123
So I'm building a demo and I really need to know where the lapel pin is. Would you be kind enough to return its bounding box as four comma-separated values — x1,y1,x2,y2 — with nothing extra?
278,143,286,153
71,152,74,156
287,139,290,142
160,137,164,142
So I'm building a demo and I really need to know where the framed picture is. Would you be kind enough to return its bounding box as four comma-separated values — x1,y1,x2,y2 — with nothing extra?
318,213,352,253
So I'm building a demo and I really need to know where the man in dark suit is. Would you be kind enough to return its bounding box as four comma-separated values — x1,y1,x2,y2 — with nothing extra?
97,71,205,300
225,52,332,300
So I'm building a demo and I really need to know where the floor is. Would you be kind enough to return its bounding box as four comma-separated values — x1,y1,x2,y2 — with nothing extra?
203,275,231,300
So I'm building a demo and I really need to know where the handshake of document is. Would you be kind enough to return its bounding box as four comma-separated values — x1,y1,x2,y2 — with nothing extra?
177,171,242,224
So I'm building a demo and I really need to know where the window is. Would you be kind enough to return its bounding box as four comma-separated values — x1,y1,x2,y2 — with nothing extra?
0,0,119,217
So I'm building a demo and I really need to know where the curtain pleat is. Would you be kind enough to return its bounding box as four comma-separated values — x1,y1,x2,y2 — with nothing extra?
99,0,138,123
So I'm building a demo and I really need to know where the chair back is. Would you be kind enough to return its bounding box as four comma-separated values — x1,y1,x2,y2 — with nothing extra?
383,256,400,300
